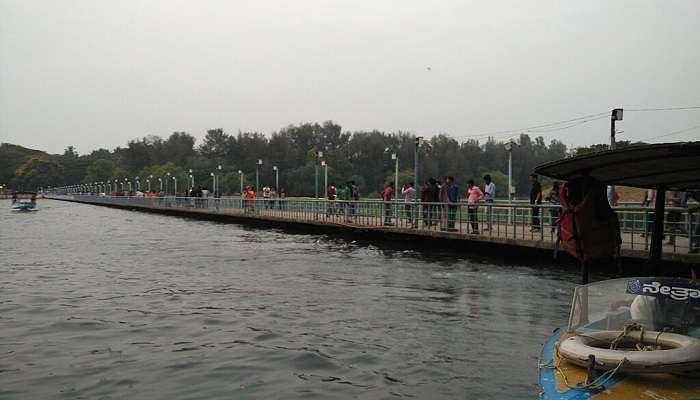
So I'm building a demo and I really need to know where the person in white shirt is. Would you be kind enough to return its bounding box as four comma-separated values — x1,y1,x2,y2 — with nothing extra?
483,174,496,231
262,186,271,209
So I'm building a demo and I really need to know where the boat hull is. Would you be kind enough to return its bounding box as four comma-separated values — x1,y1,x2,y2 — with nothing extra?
539,328,700,399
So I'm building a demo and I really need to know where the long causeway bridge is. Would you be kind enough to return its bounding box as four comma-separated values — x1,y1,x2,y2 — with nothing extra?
46,195,699,267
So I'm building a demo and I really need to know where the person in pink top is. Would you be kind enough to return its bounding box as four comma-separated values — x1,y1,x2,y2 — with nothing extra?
467,179,484,234
402,182,417,228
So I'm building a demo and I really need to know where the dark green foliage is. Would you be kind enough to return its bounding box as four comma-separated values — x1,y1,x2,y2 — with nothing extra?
2,123,573,195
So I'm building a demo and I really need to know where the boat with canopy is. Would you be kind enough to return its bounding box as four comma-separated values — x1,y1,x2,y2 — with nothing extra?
10,191,38,212
534,142,700,399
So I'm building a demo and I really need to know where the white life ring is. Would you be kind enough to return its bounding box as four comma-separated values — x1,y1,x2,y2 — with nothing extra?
559,330,700,374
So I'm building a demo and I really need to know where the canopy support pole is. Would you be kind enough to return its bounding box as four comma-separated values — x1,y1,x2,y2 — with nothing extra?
645,187,666,275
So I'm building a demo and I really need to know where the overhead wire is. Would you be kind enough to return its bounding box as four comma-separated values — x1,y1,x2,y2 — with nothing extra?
638,123,700,142
453,111,609,140
627,106,700,112
450,106,700,144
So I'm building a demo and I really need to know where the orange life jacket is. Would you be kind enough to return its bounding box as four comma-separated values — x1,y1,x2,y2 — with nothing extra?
558,178,621,261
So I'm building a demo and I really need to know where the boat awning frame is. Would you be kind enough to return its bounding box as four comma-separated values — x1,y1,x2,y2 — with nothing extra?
534,142,700,191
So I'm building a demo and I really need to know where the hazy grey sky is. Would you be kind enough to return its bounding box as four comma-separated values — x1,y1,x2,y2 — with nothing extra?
2,0,699,154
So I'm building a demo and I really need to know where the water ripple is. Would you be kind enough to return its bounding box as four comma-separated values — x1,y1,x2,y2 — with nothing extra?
0,199,579,399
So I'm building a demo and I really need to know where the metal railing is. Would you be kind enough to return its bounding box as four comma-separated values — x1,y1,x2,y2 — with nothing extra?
46,194,699,255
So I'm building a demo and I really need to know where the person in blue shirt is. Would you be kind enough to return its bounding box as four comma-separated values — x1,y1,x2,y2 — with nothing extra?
440,176,459,231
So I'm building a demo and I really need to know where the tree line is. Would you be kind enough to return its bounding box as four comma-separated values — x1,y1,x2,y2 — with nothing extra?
2,121,634,197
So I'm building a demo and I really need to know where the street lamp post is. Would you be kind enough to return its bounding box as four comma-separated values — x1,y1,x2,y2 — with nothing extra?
238,170,244,194
391,153,399,202
135,176,140,192
321,160,328,195
273,166,279,193
609,108,624,205
210,172,215,195
189,169,194,192
255,159,263,193
158,178,163,193
166,172,171,195
315,151,323,199
173,176,177,196
414,137,423,226
504,140,517,224
216,165,222,197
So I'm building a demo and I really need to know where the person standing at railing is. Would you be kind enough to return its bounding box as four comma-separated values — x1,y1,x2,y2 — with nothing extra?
529,173,542,232
350,181,360,219
641,189,656,238
382,182,395,226
483,174,495,231
441,176,459,232
467,179,484,234
547,181,561,235
420,178,439,228
326,183,337,217
263,185,271,209
690,191,700,254
278,187,286,209
666,191,684,246
338,182,352,221
245,186,256,212
402,182,417,228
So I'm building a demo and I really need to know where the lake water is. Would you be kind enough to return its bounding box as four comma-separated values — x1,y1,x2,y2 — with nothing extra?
1,200,581,399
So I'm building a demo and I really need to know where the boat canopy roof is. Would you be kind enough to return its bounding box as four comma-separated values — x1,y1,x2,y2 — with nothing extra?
534,142,700,191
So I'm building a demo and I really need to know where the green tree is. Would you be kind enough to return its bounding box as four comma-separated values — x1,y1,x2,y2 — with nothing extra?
14,156,65,190
83,159,116,183
199,128,230,160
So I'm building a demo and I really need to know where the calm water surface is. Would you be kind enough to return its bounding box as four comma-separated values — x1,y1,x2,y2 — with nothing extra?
1,200,580,399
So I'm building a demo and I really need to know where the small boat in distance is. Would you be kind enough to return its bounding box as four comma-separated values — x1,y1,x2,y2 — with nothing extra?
11,191,38,212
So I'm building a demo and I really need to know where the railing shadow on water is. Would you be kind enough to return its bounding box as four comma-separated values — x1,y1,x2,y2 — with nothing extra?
48,194,699,256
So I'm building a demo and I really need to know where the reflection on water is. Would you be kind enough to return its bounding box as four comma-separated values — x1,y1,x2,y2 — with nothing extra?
1,200,578,399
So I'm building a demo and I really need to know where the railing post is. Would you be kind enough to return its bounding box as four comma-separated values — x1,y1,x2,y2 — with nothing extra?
643,209,649,251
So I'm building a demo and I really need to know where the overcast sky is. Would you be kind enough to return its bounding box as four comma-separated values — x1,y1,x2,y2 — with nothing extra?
1,0,699,154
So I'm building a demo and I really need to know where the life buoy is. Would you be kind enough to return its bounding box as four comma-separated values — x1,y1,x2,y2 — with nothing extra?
558,178,621,261
559,330,700,374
